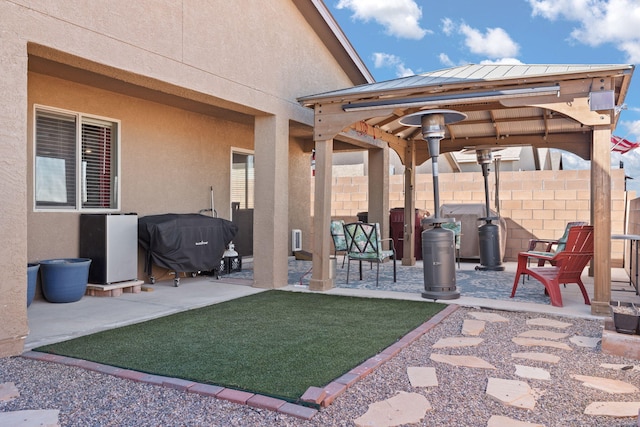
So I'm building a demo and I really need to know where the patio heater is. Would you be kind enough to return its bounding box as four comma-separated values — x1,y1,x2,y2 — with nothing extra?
400,110,467,300
473,148,505,271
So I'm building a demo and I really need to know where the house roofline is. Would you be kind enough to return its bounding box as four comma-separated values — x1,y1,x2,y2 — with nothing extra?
293,0,374,85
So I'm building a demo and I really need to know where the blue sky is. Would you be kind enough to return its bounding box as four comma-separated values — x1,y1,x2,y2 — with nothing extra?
326,0,640,190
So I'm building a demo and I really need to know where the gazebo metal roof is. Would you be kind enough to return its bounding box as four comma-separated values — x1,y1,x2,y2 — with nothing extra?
299,63,634,164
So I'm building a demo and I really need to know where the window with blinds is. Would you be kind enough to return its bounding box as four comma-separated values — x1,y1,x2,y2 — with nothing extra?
231,152,254,209
35,107,119,211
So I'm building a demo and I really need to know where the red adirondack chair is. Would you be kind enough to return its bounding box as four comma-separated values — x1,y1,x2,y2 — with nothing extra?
511,225,594,307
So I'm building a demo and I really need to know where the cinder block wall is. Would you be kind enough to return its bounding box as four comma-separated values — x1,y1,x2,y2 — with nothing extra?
327,169,629,262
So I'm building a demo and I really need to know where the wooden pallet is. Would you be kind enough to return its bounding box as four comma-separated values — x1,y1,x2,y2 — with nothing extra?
85,280,145,297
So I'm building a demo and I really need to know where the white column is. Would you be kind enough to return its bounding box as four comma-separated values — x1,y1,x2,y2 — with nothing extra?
0,36,28,356
253,115,289,288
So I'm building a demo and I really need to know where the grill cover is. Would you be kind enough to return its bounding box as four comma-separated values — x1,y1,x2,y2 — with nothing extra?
138,214,238,274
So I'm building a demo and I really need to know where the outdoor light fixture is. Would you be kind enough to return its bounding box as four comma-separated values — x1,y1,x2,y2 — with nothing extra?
589,90,615,111
343,85,560,112
399,109,467,301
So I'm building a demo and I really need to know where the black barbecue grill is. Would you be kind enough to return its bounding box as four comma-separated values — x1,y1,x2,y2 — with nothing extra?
138,213,238,286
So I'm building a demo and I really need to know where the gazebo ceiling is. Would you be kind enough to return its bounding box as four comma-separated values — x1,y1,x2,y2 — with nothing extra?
299,64,634,165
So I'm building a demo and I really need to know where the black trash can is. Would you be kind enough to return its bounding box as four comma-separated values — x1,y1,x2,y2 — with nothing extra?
357,212,368,223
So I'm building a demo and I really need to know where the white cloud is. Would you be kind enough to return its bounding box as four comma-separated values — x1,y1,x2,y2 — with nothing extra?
372,52,414,77
372,52,398,68
459,24,520,58
560,151,590,169
528,0,640,62
441,17,455,36
620,120,640,140
336,0,429,40
479,58,525,65
528,0,592,20
439,53,455,67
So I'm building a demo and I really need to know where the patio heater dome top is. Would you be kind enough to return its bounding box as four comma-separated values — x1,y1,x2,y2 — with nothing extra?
399,109,468,128
461,146,507,165
400,109,467,227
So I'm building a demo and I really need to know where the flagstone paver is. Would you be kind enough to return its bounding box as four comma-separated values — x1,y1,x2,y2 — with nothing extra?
430,353,496,369
512,337,572,351
569,335,601,348
486,378,539,410
517,330,568,340
432,337,484,348
0,409,60,427
583,401,640,417
407,366,438,387
515,365,551,381
353,392,431,427
526,318,572,329
0,382,19,402
571,374,639,393
468,312,509,322
462,319,486,336
600,363,639,371
511,352,561,364
487,415,545,427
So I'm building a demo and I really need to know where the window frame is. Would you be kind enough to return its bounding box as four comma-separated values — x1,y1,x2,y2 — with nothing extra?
33,104,121,212
230,147,255,210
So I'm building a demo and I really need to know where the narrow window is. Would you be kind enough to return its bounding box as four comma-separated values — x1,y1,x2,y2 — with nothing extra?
231,152,254,209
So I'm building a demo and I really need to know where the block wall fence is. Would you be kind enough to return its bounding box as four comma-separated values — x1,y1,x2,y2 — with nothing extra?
313,169,631,264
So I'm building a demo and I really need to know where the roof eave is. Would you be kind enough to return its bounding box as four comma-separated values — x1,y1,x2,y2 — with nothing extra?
292,0,374,86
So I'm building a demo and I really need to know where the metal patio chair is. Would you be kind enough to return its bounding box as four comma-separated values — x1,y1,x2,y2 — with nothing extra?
330,219,348,268
343,222,396,287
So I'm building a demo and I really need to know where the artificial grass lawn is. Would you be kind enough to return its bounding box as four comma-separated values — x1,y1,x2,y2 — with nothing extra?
35,290,445,402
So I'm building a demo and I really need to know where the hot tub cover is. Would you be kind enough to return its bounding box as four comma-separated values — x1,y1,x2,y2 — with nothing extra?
138,213,238,274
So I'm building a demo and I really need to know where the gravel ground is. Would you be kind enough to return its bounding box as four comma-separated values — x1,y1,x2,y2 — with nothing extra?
2,306,640,427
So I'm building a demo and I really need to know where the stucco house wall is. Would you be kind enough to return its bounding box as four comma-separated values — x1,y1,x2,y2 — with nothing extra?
0,0,366,356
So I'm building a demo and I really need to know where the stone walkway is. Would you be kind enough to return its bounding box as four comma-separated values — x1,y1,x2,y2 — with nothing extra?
3,303,640,426
352,311,640,427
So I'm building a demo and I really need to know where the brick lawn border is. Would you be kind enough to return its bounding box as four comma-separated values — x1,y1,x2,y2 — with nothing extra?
21,303,459,420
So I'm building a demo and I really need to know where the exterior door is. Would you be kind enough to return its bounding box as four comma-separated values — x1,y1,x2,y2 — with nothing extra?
231,151,254,257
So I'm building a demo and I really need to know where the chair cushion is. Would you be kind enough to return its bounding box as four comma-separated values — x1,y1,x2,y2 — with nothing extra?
344,222,394,262
526,250,554,258
441,222,461,249
330,220,347,251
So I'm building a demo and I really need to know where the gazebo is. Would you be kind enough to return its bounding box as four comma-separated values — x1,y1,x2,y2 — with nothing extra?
298,64,635,316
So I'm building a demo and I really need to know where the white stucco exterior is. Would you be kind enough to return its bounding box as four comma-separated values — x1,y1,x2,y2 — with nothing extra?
0,0,372,356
